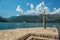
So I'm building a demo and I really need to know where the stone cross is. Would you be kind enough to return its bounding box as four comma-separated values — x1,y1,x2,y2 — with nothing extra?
43,9,46,29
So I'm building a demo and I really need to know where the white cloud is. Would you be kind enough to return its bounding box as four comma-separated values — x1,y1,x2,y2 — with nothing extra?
26,10,35,15
16,2,60,15
16,5,23,13
26,2,45,15
53,8,57,11
50,8,60,14
30,4,34,10
16,2,51,15
36,1,45,14
44,7,50,14
26,3,29,5
25,4,35,15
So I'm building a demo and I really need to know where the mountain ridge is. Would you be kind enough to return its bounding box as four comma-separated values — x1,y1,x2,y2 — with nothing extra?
0,14,60,23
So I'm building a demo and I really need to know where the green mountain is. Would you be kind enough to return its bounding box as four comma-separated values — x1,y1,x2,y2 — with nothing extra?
0,14,60,23
0,16,8,22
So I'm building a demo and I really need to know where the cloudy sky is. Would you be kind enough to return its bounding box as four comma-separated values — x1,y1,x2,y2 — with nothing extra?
0,0,60,18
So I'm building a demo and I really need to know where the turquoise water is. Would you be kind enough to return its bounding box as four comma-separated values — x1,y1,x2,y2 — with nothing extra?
0,22,60,30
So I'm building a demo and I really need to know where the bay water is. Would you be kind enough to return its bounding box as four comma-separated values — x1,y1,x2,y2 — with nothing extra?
0,22,60,30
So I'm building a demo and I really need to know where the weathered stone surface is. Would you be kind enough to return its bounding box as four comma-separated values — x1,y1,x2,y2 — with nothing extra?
0,27,58,40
